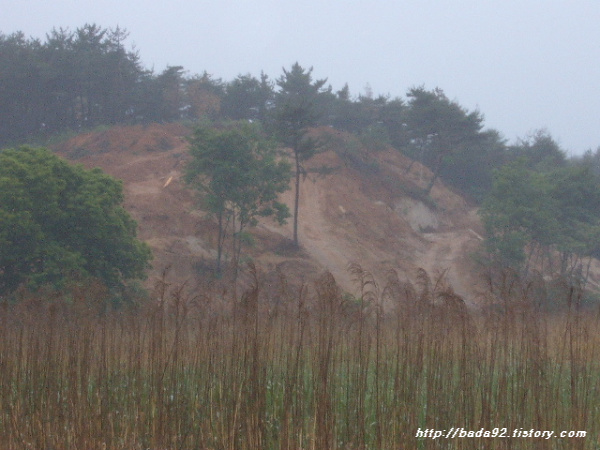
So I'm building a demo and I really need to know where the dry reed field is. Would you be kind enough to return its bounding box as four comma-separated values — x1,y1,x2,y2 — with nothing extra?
1,265,600,450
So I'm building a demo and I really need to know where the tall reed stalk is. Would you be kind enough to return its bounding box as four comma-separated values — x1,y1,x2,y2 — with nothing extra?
1,267,599,449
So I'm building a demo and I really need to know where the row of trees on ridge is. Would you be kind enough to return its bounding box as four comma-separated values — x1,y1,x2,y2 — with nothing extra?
4,24,600,292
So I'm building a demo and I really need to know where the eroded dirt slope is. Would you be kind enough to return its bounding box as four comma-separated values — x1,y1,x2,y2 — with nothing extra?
54,124,486,303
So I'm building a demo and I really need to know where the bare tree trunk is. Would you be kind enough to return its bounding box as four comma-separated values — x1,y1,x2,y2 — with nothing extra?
215,206,231,277
293,148,301,248
216,208,224,275
232,217,247,284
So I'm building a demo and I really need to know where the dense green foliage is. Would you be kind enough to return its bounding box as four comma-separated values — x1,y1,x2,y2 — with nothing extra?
403,87,511,199
480,158,600,281
185,123,291,273
0,146,151,294
403,87,486,194
221,73,273,122
509,129,568,171
0,25,144,143
480,159,555,268
0,25,232,145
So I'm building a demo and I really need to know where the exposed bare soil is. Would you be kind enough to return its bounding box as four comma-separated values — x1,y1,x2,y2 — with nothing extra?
54,124,487,303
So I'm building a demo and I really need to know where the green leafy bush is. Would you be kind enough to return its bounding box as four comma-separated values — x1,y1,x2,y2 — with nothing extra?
0,146,152,296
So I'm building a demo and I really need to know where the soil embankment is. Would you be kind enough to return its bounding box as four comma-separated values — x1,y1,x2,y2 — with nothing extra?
55,124,486,303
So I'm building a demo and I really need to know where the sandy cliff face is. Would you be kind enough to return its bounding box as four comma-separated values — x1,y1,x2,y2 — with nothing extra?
55,123,486,303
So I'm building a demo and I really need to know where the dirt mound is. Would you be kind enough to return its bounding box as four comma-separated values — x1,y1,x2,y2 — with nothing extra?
54,124,486,303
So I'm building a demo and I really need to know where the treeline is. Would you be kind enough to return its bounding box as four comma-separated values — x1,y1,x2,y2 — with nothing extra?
0,26,559,194
4,25,600,199
2,25,143,140
5,24,600,284
0,24,272,145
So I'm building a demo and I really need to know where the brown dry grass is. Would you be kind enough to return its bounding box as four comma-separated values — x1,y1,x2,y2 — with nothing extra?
1,266,599,449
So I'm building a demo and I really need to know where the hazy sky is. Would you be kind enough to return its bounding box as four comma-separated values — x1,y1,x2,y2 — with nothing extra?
3,1,600,154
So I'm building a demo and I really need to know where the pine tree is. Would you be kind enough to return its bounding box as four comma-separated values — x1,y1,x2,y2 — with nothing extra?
272,63,329,248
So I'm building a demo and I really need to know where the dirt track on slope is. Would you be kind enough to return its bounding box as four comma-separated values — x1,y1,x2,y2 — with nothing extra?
55,124,488,304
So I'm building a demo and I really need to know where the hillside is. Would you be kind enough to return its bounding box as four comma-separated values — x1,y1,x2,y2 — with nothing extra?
54,123,487,304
